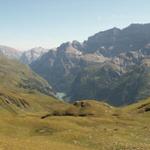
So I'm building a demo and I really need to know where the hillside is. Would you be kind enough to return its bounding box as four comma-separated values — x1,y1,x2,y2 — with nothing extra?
0,55,68,114
1,96,150,149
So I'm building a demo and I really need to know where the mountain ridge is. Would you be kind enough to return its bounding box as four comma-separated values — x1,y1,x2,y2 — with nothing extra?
30,23,150,106
1,23,150,106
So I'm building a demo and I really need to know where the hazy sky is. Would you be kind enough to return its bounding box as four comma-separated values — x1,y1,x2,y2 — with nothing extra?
0,0,150,50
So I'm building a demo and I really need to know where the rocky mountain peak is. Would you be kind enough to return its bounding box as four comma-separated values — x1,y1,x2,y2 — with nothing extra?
57,42,82,56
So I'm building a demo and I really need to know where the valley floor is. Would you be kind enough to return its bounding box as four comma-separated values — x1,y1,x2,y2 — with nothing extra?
0,112,150,150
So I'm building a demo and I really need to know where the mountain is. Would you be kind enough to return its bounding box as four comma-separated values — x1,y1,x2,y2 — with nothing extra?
20,47,49,64
31,41,108,93
83,23,150,57
0,45,50,64
0,45,22,59
69,60,150,106
30,23,150,106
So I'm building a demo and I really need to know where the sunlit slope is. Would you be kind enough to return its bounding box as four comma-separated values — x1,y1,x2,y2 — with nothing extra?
0,55,55,95
0,99,150,150
123,96,150,114
0,55,67,114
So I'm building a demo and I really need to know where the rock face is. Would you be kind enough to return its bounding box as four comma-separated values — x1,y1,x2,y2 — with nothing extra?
83,24,150,57
31,42,109,94
29,23,150,105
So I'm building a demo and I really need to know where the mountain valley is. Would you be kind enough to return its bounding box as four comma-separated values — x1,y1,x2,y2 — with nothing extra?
0,23,150,149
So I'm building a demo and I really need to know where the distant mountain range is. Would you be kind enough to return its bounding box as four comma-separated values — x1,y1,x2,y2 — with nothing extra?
0,45,49,64
1,23,150,106
20,47,49,64
0,45,22,59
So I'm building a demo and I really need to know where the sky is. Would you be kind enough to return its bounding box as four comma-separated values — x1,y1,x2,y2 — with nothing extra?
0,0,150,50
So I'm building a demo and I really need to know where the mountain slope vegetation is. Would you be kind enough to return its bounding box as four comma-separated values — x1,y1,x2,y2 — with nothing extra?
0,55,68,114
1,96,150,150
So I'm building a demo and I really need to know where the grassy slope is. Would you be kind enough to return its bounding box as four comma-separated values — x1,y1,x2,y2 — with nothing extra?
0,56,69,115
0,55,55,96
0,99,150,150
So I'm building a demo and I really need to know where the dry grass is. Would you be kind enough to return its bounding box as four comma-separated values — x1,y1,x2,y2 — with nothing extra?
0,106,150,150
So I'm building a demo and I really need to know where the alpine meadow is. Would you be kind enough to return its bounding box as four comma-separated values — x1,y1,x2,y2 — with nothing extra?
0,0,150,150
